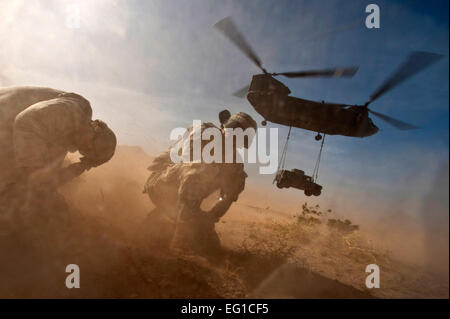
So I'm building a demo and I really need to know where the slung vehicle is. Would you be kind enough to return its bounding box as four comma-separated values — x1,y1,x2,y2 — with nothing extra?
275,169,322,196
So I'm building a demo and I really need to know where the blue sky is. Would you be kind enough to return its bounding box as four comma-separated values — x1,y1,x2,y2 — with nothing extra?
0,0,448,218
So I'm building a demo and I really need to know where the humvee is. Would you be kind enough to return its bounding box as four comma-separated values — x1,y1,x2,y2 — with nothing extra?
275,169,322,196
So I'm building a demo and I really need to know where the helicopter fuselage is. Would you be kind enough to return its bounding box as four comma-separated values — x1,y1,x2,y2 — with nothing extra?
246,74,379,137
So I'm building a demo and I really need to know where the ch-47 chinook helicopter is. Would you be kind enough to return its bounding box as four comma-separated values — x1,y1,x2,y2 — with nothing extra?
214,17,443,140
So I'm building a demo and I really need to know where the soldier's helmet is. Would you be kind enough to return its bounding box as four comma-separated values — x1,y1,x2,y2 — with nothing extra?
223,112,257,148
223,112,257,131
85,120,117,166
219,109,231,127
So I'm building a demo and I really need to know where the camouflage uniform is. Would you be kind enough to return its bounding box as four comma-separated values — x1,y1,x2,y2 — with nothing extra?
0,87,92,191
0,86,93,233
143,122,247,253
0,86,63,193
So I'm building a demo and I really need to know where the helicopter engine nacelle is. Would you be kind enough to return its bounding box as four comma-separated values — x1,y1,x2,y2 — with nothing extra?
248,74,291,121
349,106,379,137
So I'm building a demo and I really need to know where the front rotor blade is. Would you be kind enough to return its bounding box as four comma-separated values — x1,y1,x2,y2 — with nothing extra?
232,85,250,98
368,109,419,130
214,17,265,73
277,66,359,78
369,51,444,103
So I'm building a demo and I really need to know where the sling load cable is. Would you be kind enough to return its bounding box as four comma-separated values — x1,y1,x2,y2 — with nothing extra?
273,126,292,184
312,134,326,183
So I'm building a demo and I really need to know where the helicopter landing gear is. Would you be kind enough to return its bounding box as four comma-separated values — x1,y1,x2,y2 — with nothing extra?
261,120,267,126
315,133,322,141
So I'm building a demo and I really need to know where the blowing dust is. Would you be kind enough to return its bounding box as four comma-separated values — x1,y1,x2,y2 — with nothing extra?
0,145,447,298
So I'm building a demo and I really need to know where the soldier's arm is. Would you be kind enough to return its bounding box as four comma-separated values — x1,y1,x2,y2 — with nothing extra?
209,168,247,221
177,169,221,224
14,98,93,188
14,122,90,188
23,161,91,189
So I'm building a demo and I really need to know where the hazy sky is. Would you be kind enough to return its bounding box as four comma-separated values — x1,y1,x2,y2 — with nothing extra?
1,0,448,218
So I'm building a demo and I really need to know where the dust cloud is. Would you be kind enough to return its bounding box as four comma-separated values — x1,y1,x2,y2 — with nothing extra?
0,145,447,298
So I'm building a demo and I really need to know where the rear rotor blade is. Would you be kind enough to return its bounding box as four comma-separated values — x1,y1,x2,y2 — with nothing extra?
232,85,250,98
326,102,352,108
368,109,419,130
369,51,444,103
276,66,359,78
214,17,266,73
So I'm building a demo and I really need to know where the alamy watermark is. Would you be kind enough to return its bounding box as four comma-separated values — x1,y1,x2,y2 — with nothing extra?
365,264,380,288
65,264,80,289
365,4,380,29
169,120,278,175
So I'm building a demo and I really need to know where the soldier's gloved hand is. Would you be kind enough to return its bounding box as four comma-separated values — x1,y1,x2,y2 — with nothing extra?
223,171,246,202
208,195,235,223
79,157,101,170
52,161,90,187
67,162,90,176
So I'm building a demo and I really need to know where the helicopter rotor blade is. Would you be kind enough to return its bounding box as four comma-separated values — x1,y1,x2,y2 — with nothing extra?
276,66,359,78
368,51,444,104
232,85,250,98
327,102,352,108
214,17,266,73
368,109,419,130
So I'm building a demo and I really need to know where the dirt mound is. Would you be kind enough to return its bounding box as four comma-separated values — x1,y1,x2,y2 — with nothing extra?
0,214,245,298
251,264,373,298
219,202,448,299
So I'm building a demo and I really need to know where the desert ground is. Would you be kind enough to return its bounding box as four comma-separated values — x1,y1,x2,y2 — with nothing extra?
0,145,448,298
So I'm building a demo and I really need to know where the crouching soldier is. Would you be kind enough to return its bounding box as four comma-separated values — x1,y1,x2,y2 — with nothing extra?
0,86,117,232
143,111,257,255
